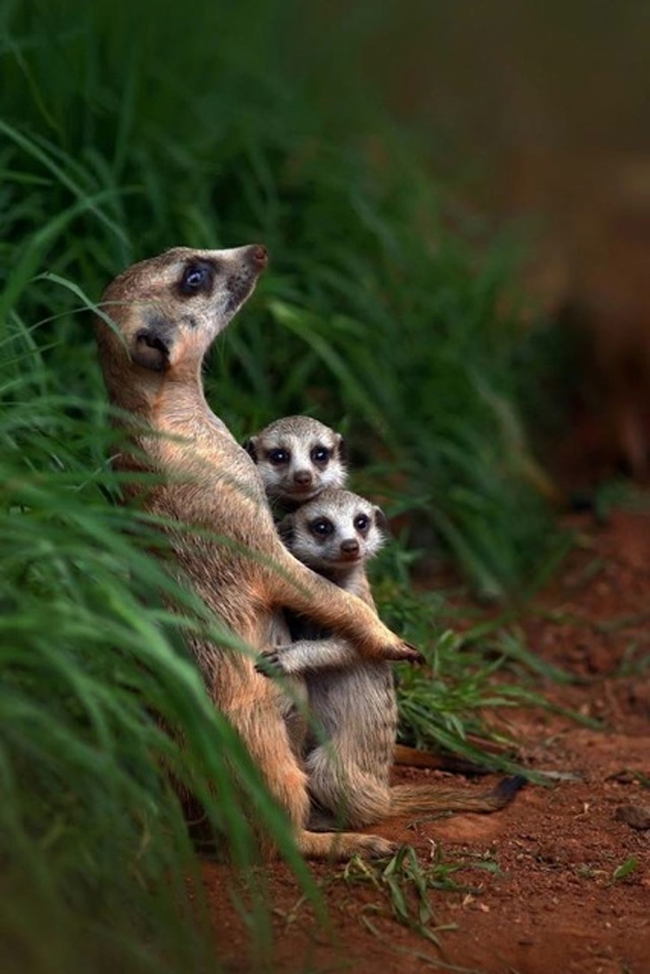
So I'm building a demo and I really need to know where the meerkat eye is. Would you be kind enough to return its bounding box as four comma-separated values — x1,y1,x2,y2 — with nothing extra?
309,518,334,537
310,445,330,465
178,261,215,296
354,513,370,532
268,448,290,466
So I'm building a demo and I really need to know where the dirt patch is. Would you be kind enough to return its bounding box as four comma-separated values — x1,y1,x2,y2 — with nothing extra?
202,506,650,974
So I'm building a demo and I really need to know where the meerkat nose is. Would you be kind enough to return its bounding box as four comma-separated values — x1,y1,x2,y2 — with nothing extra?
340,539,360,555
249,245,268,268
294,470,313,486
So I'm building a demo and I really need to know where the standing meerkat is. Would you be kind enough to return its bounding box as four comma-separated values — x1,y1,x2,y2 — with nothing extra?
245,415,347,511
94,244,422,861
258,487,525,829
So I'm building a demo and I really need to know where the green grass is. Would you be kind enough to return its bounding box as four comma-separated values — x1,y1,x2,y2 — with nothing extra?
343,843,501,957
0,1,567,970
0,374,322,972
1,0,559,596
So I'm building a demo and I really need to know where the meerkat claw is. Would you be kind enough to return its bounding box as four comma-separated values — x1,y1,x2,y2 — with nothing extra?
389,642,425,664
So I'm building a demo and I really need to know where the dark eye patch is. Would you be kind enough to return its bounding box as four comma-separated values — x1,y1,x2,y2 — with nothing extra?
309,517,334,538
268,448,290,465
310,445,330,465
354,513,370,532
177,260,216,298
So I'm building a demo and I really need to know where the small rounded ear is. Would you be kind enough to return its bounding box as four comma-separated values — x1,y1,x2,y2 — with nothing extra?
244,436,258,462
373,505,390,536
131,326,171,372
277,514,295,546
335,434,348,464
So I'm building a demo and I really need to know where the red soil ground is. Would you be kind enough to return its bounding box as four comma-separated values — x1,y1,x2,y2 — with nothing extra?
202,503,650,974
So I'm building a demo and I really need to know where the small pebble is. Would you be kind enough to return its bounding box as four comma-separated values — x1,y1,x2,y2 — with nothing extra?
614,803,650,830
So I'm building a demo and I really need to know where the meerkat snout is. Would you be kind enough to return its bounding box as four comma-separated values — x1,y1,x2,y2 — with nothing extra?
251,245,268,267
340,538,360,556
293,469,314,487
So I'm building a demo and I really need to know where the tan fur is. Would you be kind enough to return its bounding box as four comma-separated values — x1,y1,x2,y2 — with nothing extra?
94,244,422,860
259,487,524,829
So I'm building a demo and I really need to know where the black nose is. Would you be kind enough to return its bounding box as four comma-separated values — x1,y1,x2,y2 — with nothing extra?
293,470,313,486
340,539,359,555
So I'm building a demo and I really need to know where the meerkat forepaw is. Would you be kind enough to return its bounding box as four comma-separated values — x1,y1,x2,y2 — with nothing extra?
385,642,425,665
255,650,286,677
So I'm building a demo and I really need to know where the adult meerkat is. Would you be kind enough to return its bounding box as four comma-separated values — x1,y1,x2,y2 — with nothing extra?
94,244,422,861
245,415,347,512
259,488,524,829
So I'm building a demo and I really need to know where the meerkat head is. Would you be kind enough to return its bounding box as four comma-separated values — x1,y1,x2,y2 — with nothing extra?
95,244,267,398
245,415,347,505
279,487,387,576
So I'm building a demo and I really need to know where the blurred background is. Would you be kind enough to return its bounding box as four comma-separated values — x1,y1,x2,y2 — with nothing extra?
4,0,650,563
2,2,650,971
354,1,650,484
303,0,650,483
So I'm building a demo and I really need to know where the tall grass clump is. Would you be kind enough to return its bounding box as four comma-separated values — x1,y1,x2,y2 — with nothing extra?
0,343,318,971
1,0,561,968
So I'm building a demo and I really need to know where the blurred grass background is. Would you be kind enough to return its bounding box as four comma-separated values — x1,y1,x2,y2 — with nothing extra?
4,0,640,970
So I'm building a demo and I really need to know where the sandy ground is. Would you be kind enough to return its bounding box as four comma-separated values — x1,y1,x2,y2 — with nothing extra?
201,505,650,974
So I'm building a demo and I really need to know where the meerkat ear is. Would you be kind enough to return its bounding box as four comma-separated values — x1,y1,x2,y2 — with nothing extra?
244,436,258,462
373,506,390,535
335,434,348,463
277,514,295,545
131,322,172,372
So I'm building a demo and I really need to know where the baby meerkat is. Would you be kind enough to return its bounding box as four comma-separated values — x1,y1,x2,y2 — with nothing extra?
246,415,349,753
245,415,347,511
259,488,524,829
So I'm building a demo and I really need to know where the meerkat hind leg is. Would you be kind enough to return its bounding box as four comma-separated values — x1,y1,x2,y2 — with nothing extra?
306,745,392,830
209,661,394,860
296,829,396,860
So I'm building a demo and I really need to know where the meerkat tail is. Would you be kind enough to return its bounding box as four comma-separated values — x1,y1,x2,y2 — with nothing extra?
393,744,443,769
392,744,491,775
388,775,527,816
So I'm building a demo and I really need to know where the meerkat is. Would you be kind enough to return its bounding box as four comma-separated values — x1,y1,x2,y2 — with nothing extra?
94,244,423,862
258,488,525,829
244,414,349,754
244,415,347,512
249,417,499,776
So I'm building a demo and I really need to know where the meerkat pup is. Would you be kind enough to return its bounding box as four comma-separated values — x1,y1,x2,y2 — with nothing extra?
243,415,348,754
258,487,524,829
94,244,422,862
248,416,516,777
245,415,347,512
258,486,397,827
